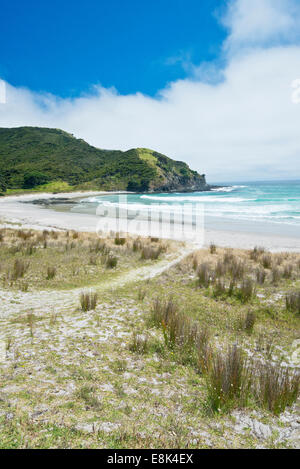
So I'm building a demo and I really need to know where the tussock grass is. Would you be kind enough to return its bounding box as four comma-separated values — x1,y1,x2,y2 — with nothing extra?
205,345,252,413
46,266,56,280
197,263,212,288
286,291,300,314
140,246,162,260
256,364,300,415
236,278,256,303
80,291,98,311
244,310,256,334
12,259,30,280
128,332,149,354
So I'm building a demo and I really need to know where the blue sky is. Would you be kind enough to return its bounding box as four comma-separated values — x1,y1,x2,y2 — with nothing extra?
1,0,300,181
1,0,225,97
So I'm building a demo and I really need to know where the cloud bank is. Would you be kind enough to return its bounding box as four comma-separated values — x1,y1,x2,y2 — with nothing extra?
1,0,300,182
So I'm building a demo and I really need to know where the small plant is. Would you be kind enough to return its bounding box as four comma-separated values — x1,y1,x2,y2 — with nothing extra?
114,235,126,246
261,254,272,269
89,255,97,265
128,332,149,354
137,286,147,301
283,264,293,279
244,310,256,334
271,266,281,285
209,243,217,254
77,385,102,410
249,246,265,261
80,291,98,311
255,268,266,285
106,255,118,268
12,259,29,280
213,279,227,297
140,246,162,260
27,312,35,338
236,278,256,303
286,291,300,314
197,263,212,288
46,266,56,280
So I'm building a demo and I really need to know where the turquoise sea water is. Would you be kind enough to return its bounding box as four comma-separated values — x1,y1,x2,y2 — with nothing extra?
74,180,300,238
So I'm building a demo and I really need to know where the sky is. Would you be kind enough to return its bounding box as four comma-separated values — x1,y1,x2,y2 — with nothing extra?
1,0,300,182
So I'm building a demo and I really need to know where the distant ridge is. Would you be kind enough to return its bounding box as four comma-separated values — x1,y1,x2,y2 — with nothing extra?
0,127,209,193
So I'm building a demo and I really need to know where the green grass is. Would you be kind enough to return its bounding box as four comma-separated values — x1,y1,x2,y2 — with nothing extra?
0,239,299,449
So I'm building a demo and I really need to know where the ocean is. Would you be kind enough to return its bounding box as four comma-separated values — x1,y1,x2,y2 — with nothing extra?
72,180,300,239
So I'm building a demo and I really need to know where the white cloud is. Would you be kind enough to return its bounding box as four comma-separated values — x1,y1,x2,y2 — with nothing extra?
222,0,300,51
0,0,300,182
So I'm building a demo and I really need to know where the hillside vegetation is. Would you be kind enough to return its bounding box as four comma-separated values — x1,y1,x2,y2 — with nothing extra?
0,127,208,194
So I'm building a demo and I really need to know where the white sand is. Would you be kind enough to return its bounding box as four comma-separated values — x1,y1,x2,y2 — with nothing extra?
1,191,300,252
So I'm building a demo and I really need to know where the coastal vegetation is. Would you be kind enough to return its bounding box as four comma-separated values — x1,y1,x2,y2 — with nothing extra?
0,230,299,448
0,127,207,194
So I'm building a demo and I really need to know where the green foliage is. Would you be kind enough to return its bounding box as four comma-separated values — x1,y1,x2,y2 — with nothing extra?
0,127,206,192
23,170,50,188
0,172,6,194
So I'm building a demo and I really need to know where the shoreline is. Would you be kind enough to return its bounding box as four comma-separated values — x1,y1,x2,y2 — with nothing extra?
1,191,300,252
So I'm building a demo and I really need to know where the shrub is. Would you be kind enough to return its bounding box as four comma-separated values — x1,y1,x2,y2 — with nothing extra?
80,291,98,311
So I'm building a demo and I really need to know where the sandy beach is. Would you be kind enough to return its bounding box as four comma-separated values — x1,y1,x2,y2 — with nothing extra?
1,191,300,252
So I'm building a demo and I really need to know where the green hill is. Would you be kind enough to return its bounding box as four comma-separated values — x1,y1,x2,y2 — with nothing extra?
0,127,208,194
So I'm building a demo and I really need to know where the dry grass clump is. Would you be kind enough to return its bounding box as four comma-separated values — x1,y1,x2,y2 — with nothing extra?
12,259,30,280
261,254,272,269
46,266,56,280
255,267,266,285
249,246,265,261
236,278,256,303
286,291,300,314
140,245,162,260
282,263,293,279
197,263,213,288
80,290,98,311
